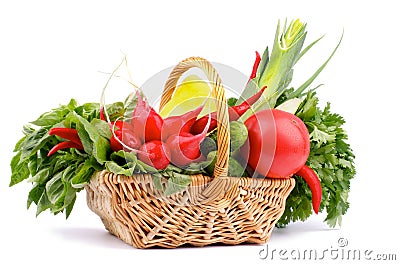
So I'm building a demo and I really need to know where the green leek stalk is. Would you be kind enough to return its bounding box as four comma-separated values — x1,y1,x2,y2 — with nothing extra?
238,18,342,120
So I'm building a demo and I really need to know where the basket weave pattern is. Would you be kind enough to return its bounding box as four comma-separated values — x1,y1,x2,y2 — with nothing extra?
86,170,295,248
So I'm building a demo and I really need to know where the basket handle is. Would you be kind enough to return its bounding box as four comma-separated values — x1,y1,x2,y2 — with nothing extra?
160,57,230,179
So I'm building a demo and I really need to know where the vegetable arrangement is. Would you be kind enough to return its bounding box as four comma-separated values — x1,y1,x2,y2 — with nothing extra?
10,19,355,228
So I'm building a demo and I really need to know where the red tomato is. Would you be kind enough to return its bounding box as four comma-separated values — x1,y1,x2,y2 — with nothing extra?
241,109,310,178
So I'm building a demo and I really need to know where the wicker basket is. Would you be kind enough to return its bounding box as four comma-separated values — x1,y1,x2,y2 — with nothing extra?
85,57,296,248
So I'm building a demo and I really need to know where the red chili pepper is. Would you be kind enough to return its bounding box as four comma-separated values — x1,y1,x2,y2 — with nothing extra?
296,165,322,214
47,141,84,157
49,128,82,145
47,127,85,156
190,86,266,135
249,51,261,80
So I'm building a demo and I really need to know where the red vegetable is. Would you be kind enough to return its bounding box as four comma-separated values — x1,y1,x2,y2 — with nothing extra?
110,126,141,152
190,86,266,135
110,120,134,131
100,106,106,121
131,92,164,142
166,116,210,167
48,128,82,145
107,120,141,152
138,140,171,170
296,165,322,214
47,127,84,156
240,108,321,214
249,51,261,80
100,108,142,152
162,105,203,140
47,141,84,156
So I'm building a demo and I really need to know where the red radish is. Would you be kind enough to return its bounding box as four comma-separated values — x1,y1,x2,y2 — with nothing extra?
131,92,164,142
138,140,171,170
108,120,141,152
240,108,321,214
144,108,164,142
110,129,141,152
162,105,203,140
100,109,142,152
166,132,206,167
166,115,210,167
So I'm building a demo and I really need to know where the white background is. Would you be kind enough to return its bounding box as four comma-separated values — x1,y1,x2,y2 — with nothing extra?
1,0,399,264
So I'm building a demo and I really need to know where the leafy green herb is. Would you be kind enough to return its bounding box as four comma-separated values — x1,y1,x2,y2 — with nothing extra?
276,91,356,228
10,99,120,218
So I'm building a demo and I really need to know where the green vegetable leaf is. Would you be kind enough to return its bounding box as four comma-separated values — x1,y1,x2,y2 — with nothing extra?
91,119,112,139
290,31,343,98
27,168,50,183
227,97,238,107
135,158,158,173
71,158,99,188
31,105,71,127
10,152,31,186
93,137,110,164
70,111,110,164
45,172,64,205
309,125,336,148
13,135,27,152
164,172,192,196
27,184,45,209
76,122,93,154
18,127,51,161
153,174,163,191
105,161,133,176
36,190,52,216
65,195,77,219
